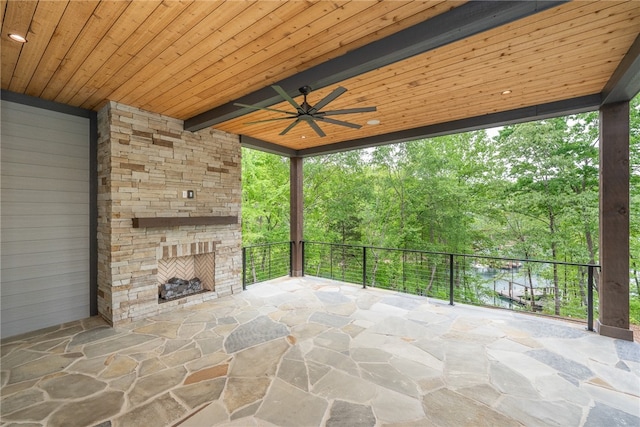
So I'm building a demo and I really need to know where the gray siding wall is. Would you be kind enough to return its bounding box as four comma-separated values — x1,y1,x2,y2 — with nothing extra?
1,100,90,338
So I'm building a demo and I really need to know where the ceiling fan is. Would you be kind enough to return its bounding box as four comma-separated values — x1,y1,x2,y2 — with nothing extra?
234,85,376,137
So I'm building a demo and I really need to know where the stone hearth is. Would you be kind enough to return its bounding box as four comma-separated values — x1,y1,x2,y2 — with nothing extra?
97,101,242,326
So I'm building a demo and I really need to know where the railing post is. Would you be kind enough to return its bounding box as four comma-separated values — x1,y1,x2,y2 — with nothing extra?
587,265,594,331
362,246,367,289
330,244,333,280
268,244,271,279
402,250,406,292
289,241,293,276
242,247,247,290
301,241,305,276
449,254,454,306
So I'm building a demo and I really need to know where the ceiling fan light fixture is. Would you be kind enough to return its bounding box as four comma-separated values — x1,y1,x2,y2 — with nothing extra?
8,33,27,43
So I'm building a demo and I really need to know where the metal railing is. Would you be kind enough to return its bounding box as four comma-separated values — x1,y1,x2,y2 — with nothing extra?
242,241,291,289
242,240,599,330
303,241,599,330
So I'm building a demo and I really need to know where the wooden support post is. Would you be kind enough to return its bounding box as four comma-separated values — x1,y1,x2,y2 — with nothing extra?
290,157,304,277
597,101,633,341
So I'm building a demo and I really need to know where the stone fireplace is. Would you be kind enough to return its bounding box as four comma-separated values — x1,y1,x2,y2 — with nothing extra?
97,101,242,327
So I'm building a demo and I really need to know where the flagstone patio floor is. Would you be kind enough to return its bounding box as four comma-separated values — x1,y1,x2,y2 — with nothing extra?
1,276,639,427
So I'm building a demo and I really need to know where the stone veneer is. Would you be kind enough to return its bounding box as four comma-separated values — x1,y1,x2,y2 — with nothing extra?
97,101,242,326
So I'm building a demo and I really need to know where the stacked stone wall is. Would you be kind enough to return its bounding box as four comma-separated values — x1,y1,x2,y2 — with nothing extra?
97,101,242,326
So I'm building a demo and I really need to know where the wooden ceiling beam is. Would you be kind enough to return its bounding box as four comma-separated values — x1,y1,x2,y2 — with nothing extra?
185,0,566,132
240,135,298,158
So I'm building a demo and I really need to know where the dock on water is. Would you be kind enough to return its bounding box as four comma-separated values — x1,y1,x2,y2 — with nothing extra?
496,289,544,311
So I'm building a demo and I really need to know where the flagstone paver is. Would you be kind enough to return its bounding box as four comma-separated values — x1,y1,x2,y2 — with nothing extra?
40,373,107,398
326,400,376,427
1,276,638,426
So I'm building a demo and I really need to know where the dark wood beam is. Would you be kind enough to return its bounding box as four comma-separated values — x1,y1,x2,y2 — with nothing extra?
132,216,238,228
601,34,640,105
597,101,633,341
185,1,565,132
240,135,297,157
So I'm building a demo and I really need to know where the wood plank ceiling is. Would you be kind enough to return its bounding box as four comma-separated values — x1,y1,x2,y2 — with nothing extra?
2,1,639,155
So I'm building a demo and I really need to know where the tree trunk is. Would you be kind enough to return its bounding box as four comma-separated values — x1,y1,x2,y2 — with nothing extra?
260,247,267,271
426,265,437,295
251,251,257,283
631,255,640,296
371,249,379,287
526,266,536,312
578,266,587,307
548,205,560,315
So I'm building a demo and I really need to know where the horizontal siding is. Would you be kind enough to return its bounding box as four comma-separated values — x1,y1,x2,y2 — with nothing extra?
2,237,89,255
1,100,90,338
2,126,89,152
1,260,89,283
1,202,89,217
1,214,89,229
2,248,90,269
1,175,89,192
1,188,89,204
2,101,89,136
1,271,89,296
1,146,90,169
2,162,89,181
1,226,88,242
2,281,89,309
0,294,89,336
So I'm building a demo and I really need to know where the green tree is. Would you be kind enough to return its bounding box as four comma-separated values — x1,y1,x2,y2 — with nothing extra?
241,148,289,244
493,116,599,315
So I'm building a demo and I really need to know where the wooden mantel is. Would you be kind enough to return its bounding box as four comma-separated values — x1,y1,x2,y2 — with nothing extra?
132,216,238,228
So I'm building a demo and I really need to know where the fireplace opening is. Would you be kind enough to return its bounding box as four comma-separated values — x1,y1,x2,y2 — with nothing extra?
157,250,214,303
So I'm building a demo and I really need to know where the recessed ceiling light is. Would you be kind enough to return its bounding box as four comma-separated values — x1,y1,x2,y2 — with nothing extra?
367,119,380,125
301,135,306,139
8,33,27,43
501,89,512,95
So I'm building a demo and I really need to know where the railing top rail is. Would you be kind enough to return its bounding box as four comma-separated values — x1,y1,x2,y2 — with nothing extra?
302,240,600,269
243,241,291,249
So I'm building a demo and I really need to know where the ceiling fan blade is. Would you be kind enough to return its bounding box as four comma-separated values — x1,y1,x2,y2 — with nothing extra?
245,117,298,125
305,119,326,137
320,106,377,116
272,85,303,112
279,118,302,135
234,102,296,116
315,116,362,129
309,86,346,114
